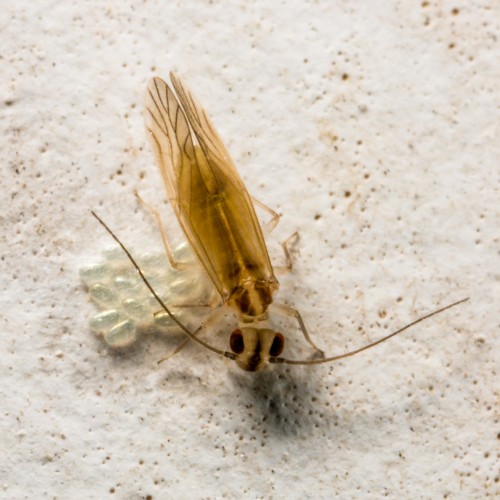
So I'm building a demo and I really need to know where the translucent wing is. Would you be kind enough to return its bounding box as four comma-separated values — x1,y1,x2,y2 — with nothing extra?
169,71,237,169
144,77,195,210
145,75,277,302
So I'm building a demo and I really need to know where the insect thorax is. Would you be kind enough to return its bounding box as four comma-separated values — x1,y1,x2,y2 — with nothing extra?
227,278,278,321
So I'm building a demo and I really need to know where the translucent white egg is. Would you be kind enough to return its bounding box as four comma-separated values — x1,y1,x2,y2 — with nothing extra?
80,242,215,349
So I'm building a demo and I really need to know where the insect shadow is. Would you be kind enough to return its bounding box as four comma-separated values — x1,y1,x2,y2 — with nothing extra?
228,364,334,437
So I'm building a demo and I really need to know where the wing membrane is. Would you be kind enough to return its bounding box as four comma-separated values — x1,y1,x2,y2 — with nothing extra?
145,75,276,300
145,77,195,208
169,71,234,167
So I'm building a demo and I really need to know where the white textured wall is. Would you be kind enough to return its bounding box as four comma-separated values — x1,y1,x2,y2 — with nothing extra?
1,1,498,498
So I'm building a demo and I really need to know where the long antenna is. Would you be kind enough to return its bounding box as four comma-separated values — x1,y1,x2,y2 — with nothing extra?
271,297,469,365
91,211,468,368
91,211,236,361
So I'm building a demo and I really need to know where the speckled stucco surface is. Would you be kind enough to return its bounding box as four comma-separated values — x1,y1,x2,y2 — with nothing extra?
1,1,498,498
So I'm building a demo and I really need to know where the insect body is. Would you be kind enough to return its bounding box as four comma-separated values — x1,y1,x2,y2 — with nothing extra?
145,74,299,370
92,73,468,372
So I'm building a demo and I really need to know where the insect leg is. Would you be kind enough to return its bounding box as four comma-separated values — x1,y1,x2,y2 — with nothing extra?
157,336,191,364
273,231,299,275
168,302,213,309
161,291,222,310
157,305,229,364
153,289,222,317
270,302,325,357
251,197,281,236
251,197,299,275
135,191,194,270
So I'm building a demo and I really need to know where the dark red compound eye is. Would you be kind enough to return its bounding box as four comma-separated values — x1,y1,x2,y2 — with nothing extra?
269,332,284,357
230,329,245,354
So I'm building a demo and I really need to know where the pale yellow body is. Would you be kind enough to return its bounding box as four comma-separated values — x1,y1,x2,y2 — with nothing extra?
145,74,282,370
